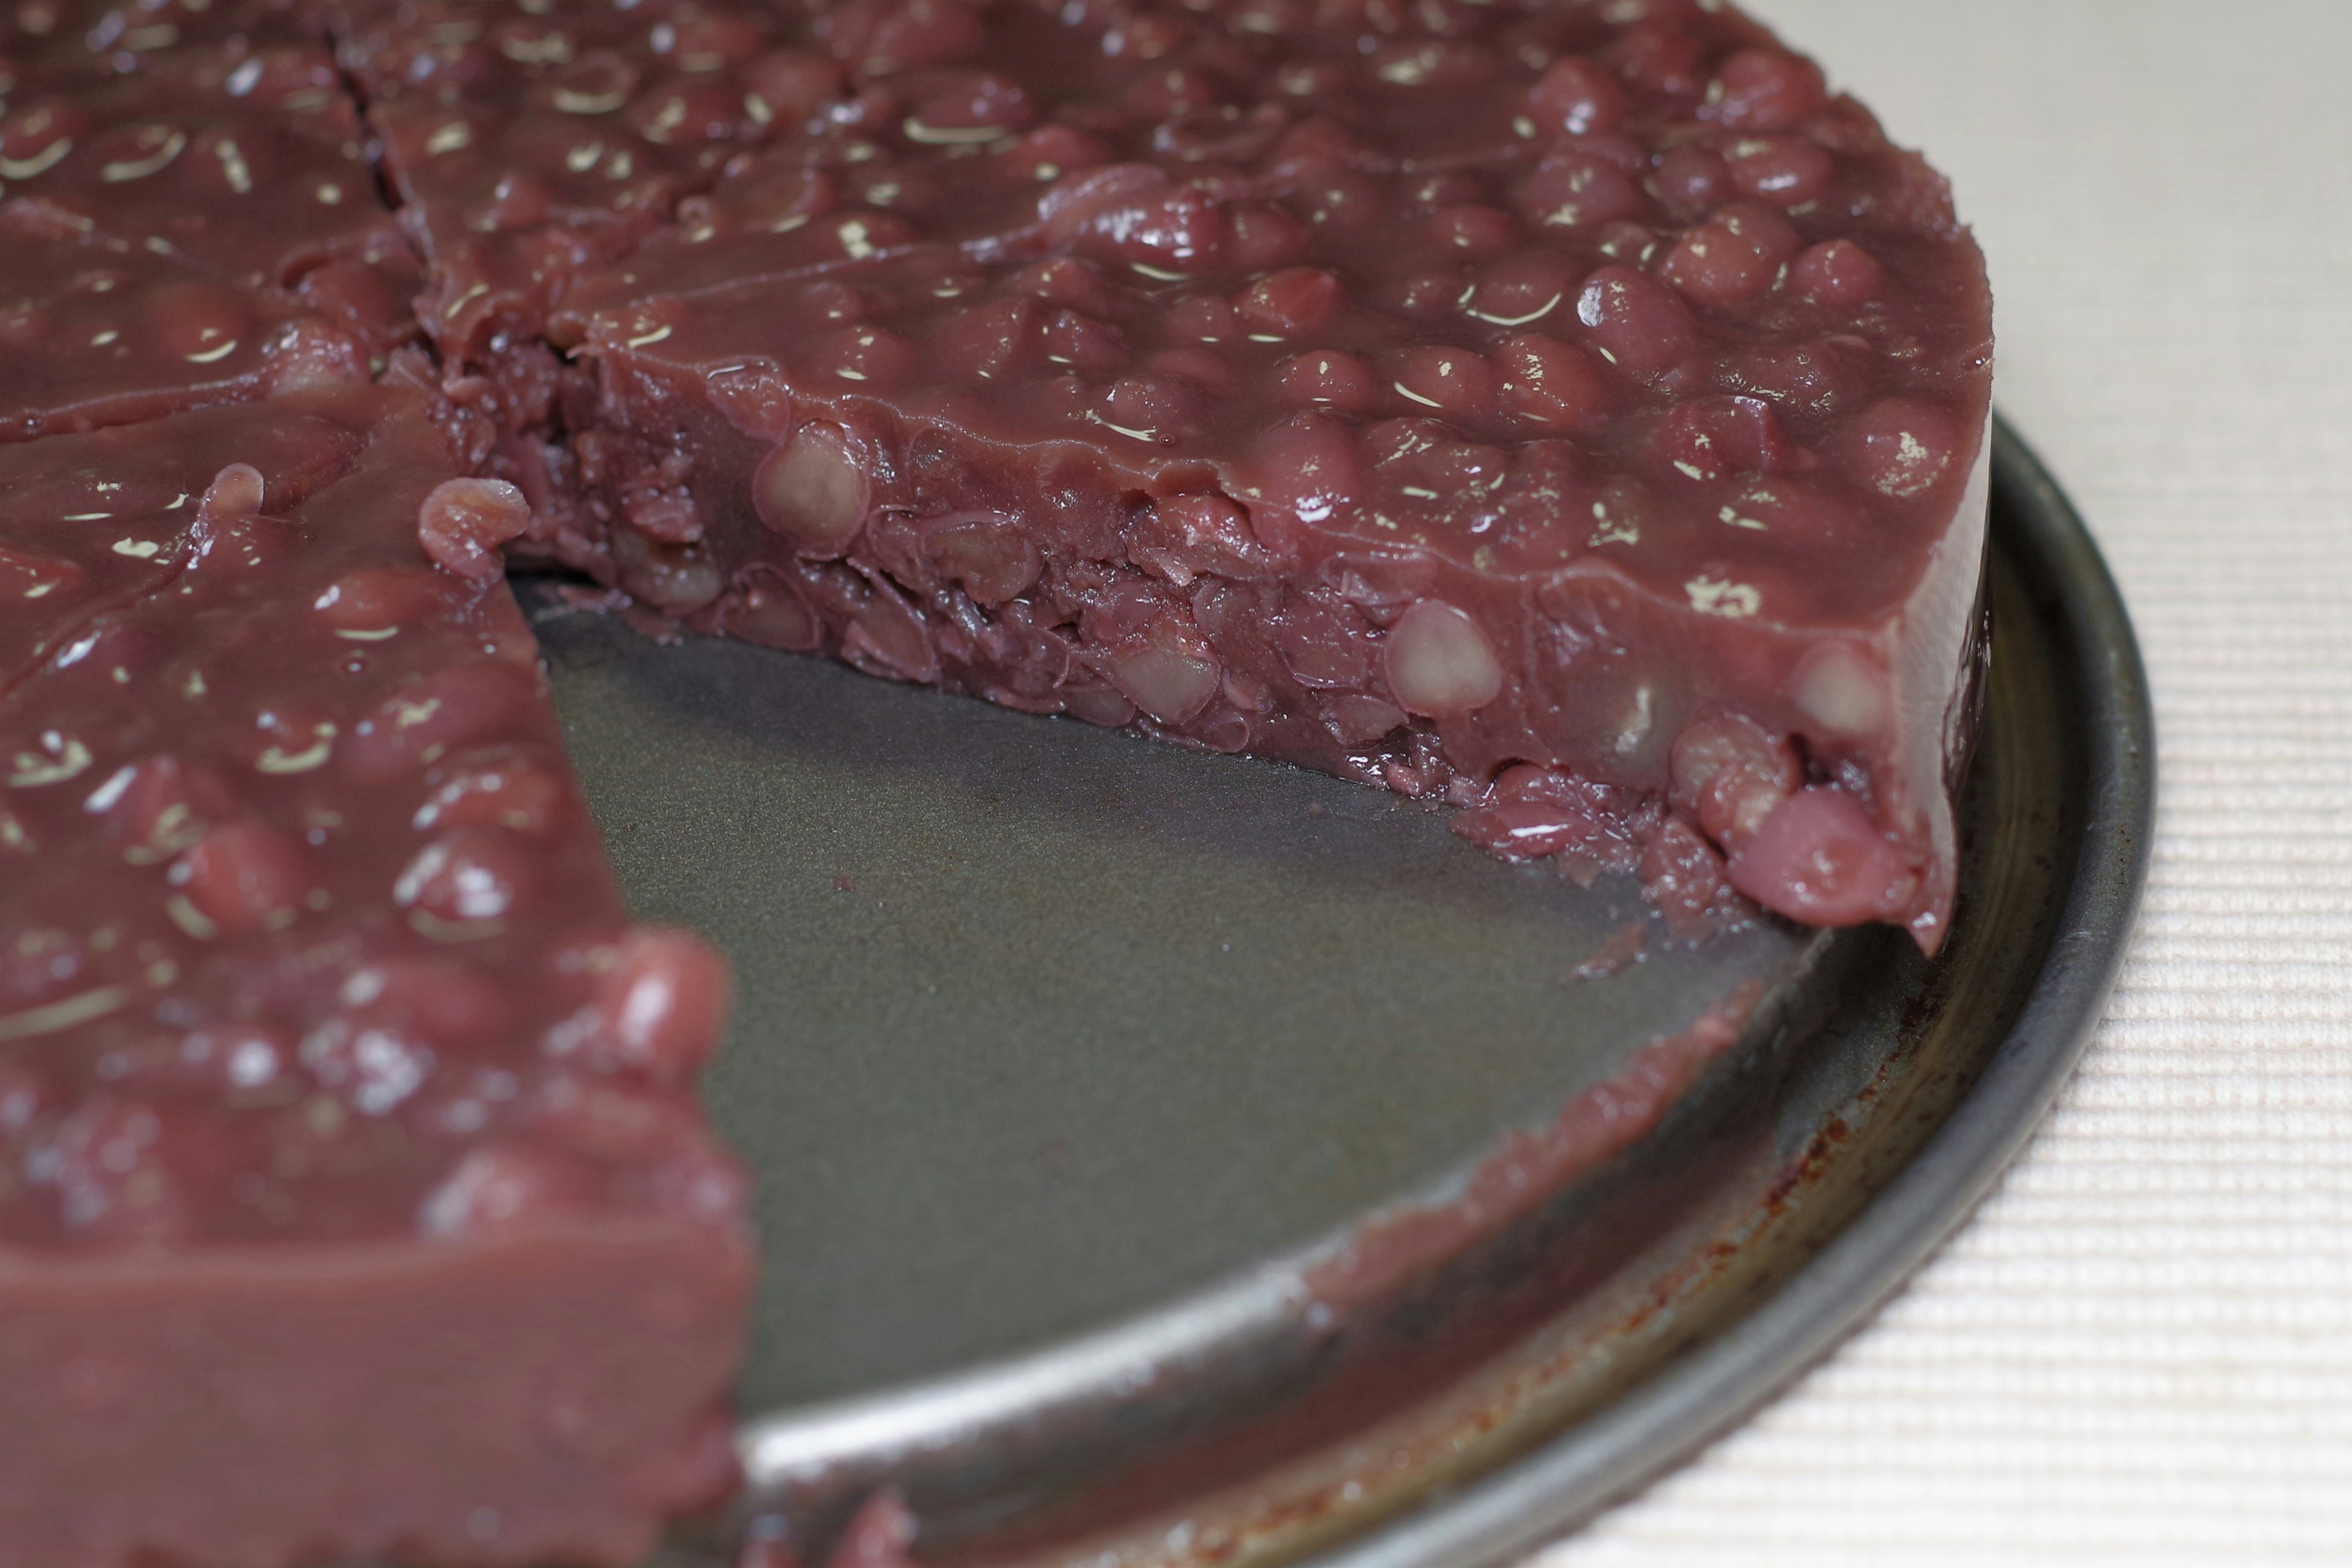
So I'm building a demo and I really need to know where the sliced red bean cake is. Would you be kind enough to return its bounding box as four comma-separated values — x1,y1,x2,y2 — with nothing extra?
0,382,751,1566
0,0,1992,1561
377,0,1994,951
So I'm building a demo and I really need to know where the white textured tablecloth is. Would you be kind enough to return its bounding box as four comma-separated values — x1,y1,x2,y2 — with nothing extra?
1534,1,2352,1561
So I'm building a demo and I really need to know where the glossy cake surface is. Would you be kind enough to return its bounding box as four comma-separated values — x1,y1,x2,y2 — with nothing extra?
0,384,750,1565
370,0,1994,949
0,0,1991,1560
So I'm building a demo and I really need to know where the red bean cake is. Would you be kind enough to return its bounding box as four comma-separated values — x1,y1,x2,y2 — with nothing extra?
0,0,1992,1560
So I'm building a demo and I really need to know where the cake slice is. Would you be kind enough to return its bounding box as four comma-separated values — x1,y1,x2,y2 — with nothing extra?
0,1,423,351
0,210,383,440
0,384,749,1566
500,0,1993,950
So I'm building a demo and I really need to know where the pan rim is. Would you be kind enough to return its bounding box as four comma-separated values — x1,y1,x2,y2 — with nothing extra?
1292,415,2155,1568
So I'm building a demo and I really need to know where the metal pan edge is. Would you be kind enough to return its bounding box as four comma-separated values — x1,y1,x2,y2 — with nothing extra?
1289,416,2155,1568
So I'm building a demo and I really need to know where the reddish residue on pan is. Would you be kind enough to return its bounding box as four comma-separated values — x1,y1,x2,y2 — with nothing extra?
1307,978,1767,1311
1567,922,1649,982
743,1491,922,1568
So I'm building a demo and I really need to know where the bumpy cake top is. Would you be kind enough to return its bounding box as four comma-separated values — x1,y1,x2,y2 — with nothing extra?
0,388,737,1250
362,0,1995,634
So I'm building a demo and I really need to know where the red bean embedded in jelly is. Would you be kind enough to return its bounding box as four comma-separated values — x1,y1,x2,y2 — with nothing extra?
1659,395,1795,480
1668,714,1801,850
1423,205,1520,259
1275,349,1379,414
417,478,531,581
817,323,917,388
840,577,936,683
1384,601,1504,718
1495,334,1611,432
1728,786,1918,927
344,662,541,782
1280,164,1386,235
417,1144,598,1237
394,827,532,925
313,568,456,636
614,532,725,614
172,822,312,935
1517,149,1649,231
1659,202,1801,309
907,70,1032,139
922,513,1042,605
1792,641,1893,738
752,424,869,553
104,756,234,865
1274,595,1373,688
595,927,731,1085
413,751,571,835
1460,250,1575,327
1237,267,1340,338
1003,123,1109,183
1225,201,1311,271
1039,164,1227,274
1098,374,1198,442
1724,135,1837,206
197,464,266,523
1041,309,1128,373
1248,414,1363,537
1327,694,1406,747
939,296,1042,382
263,319,372,394
1528,56,1626,136
1576,264,1698,382
145,281,248,367
1711,49,1828,133
1790,239,1887,307
1649,145,1728,220
1844,397,1961,499
723,574,824,652
1011,257,1114,317
1389,344,1496,420
1104,626,1221,724
744,50,845,124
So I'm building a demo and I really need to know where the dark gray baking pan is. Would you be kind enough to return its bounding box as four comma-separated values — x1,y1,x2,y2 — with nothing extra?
530,418,2151,1568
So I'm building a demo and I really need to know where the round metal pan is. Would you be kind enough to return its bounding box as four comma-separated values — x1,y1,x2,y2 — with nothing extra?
532,418,2151,1568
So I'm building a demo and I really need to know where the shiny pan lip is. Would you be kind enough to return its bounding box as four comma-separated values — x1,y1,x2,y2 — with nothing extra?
556,417,2147,1568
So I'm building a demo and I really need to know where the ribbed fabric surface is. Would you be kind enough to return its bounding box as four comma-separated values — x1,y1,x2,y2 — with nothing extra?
1537,2,2352,1562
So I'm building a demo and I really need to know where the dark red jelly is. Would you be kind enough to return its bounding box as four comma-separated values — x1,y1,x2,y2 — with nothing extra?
0,388,748,1566
513,0,1992,949
0,0,1993,1561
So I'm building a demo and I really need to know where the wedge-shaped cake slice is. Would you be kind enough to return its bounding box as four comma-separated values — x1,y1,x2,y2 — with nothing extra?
0,0,422,350
0,385,748,1567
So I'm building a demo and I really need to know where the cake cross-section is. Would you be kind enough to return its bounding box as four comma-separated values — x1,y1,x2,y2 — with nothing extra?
471,0,1994,950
